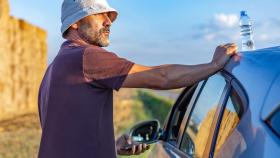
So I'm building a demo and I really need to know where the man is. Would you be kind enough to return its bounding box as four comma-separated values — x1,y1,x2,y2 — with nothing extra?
38,0,238,157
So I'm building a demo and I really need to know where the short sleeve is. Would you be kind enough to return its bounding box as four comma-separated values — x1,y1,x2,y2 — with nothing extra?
83,47,134,91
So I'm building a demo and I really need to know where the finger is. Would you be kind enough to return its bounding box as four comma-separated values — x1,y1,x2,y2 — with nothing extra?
118,147,131,156
226,46,238,55
133,145,137,154
224,44,237,50
137,144,143,154
224,43,237,47
227,45,238,49
143,144,150,151
140,144,146,153
143,143,147,150
133,144,143,155
125,145,133,155
225,43,236,46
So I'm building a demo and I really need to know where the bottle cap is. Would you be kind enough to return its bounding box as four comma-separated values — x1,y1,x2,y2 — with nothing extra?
241,11,247,16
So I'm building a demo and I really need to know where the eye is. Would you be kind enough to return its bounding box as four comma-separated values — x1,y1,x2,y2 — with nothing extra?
105,12,110,18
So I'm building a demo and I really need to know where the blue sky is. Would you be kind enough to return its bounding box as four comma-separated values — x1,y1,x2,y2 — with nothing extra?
9,0,280,65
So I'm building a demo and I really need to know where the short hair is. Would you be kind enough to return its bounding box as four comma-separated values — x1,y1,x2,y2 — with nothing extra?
63,28,70,38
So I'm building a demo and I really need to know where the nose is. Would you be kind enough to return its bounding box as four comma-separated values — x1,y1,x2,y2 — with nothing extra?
103,14,112,27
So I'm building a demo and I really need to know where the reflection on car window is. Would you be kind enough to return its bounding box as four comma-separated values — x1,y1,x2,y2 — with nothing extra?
180,75,226,158
214,88,242,157
168,84,199,145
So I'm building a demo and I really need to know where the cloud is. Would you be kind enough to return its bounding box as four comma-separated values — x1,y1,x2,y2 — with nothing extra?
254,18,280,42
257,34,269,41
196,13,239,30
192,13,240,42
192,13,280,49
213,13,239,28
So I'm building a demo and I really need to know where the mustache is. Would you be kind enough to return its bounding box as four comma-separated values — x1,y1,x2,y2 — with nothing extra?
100,27,110,33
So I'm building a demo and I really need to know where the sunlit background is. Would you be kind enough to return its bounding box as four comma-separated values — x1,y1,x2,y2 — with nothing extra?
9,0,280,65
1,0,280,157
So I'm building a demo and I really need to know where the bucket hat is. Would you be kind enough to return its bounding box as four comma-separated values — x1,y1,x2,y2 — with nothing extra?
61,0,118,36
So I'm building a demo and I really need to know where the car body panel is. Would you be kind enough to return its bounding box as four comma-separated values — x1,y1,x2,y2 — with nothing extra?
148,46,280,158
223,46,280,157
261,72,280,119
149,142,189,158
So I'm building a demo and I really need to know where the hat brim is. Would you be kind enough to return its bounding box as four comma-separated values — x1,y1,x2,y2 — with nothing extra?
61,8,118,37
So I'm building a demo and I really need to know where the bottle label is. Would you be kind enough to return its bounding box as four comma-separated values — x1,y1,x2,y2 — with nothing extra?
242,40,254,49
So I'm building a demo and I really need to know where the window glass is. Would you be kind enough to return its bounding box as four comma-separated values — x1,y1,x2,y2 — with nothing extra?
168,84,199,145
180,75,226,158
214,88,242,157
268,110,280,136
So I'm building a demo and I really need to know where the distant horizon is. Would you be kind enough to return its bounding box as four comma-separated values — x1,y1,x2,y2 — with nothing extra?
9,0,280,65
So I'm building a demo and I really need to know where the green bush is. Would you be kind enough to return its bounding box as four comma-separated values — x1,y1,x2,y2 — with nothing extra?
137,90,174,125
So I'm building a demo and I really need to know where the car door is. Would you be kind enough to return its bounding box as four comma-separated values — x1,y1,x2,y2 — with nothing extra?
211,79,248,158
177,73,230,158
149,81,204,158
150,73,231,158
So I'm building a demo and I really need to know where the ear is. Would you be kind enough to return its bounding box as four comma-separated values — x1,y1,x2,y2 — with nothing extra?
70,23,78,30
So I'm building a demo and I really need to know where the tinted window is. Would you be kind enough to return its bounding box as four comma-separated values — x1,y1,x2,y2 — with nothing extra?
266,106,280,137
167,84,199,145
214,88,242,156
180,75,226,158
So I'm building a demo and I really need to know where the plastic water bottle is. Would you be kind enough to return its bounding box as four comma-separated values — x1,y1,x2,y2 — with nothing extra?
239,11,255,51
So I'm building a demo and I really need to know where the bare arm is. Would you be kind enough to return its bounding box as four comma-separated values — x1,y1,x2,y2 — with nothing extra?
122,43,238,90
122,63,218,90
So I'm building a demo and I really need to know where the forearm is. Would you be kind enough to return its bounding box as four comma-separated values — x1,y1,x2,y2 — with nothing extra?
156,63,219,89
123,44,237,90
123,62,220,90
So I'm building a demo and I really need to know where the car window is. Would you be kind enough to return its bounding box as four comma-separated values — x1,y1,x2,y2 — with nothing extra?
266,107,280,137
179,74,227,158
167,83,200,145
213,88,242,157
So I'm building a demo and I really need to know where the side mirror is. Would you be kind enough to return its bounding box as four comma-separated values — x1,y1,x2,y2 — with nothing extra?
129,120,162,144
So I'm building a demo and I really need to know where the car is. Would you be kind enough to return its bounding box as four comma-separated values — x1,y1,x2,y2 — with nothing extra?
128,46,280,158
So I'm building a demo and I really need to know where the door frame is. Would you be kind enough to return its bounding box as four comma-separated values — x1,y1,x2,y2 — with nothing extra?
175,71,233,157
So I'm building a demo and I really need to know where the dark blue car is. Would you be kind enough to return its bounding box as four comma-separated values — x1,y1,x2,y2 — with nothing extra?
129,46,280,158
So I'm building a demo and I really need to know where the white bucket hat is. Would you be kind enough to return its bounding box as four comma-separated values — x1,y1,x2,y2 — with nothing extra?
61,0,118,36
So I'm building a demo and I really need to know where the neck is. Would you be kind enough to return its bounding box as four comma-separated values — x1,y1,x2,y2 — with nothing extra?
65,29,89,46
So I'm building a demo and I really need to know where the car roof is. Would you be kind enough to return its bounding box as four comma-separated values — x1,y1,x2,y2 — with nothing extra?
225,46,280,76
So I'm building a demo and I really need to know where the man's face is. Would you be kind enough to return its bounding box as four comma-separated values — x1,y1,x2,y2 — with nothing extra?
77,13,112,47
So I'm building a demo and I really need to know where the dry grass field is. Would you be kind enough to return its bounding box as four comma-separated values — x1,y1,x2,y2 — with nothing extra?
0,88,177,158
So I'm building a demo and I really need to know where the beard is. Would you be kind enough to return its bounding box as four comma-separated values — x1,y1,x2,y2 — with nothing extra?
78,25,110,47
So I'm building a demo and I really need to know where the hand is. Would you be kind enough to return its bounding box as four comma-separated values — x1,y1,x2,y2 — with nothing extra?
211,43,238,69
116,134,150,156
